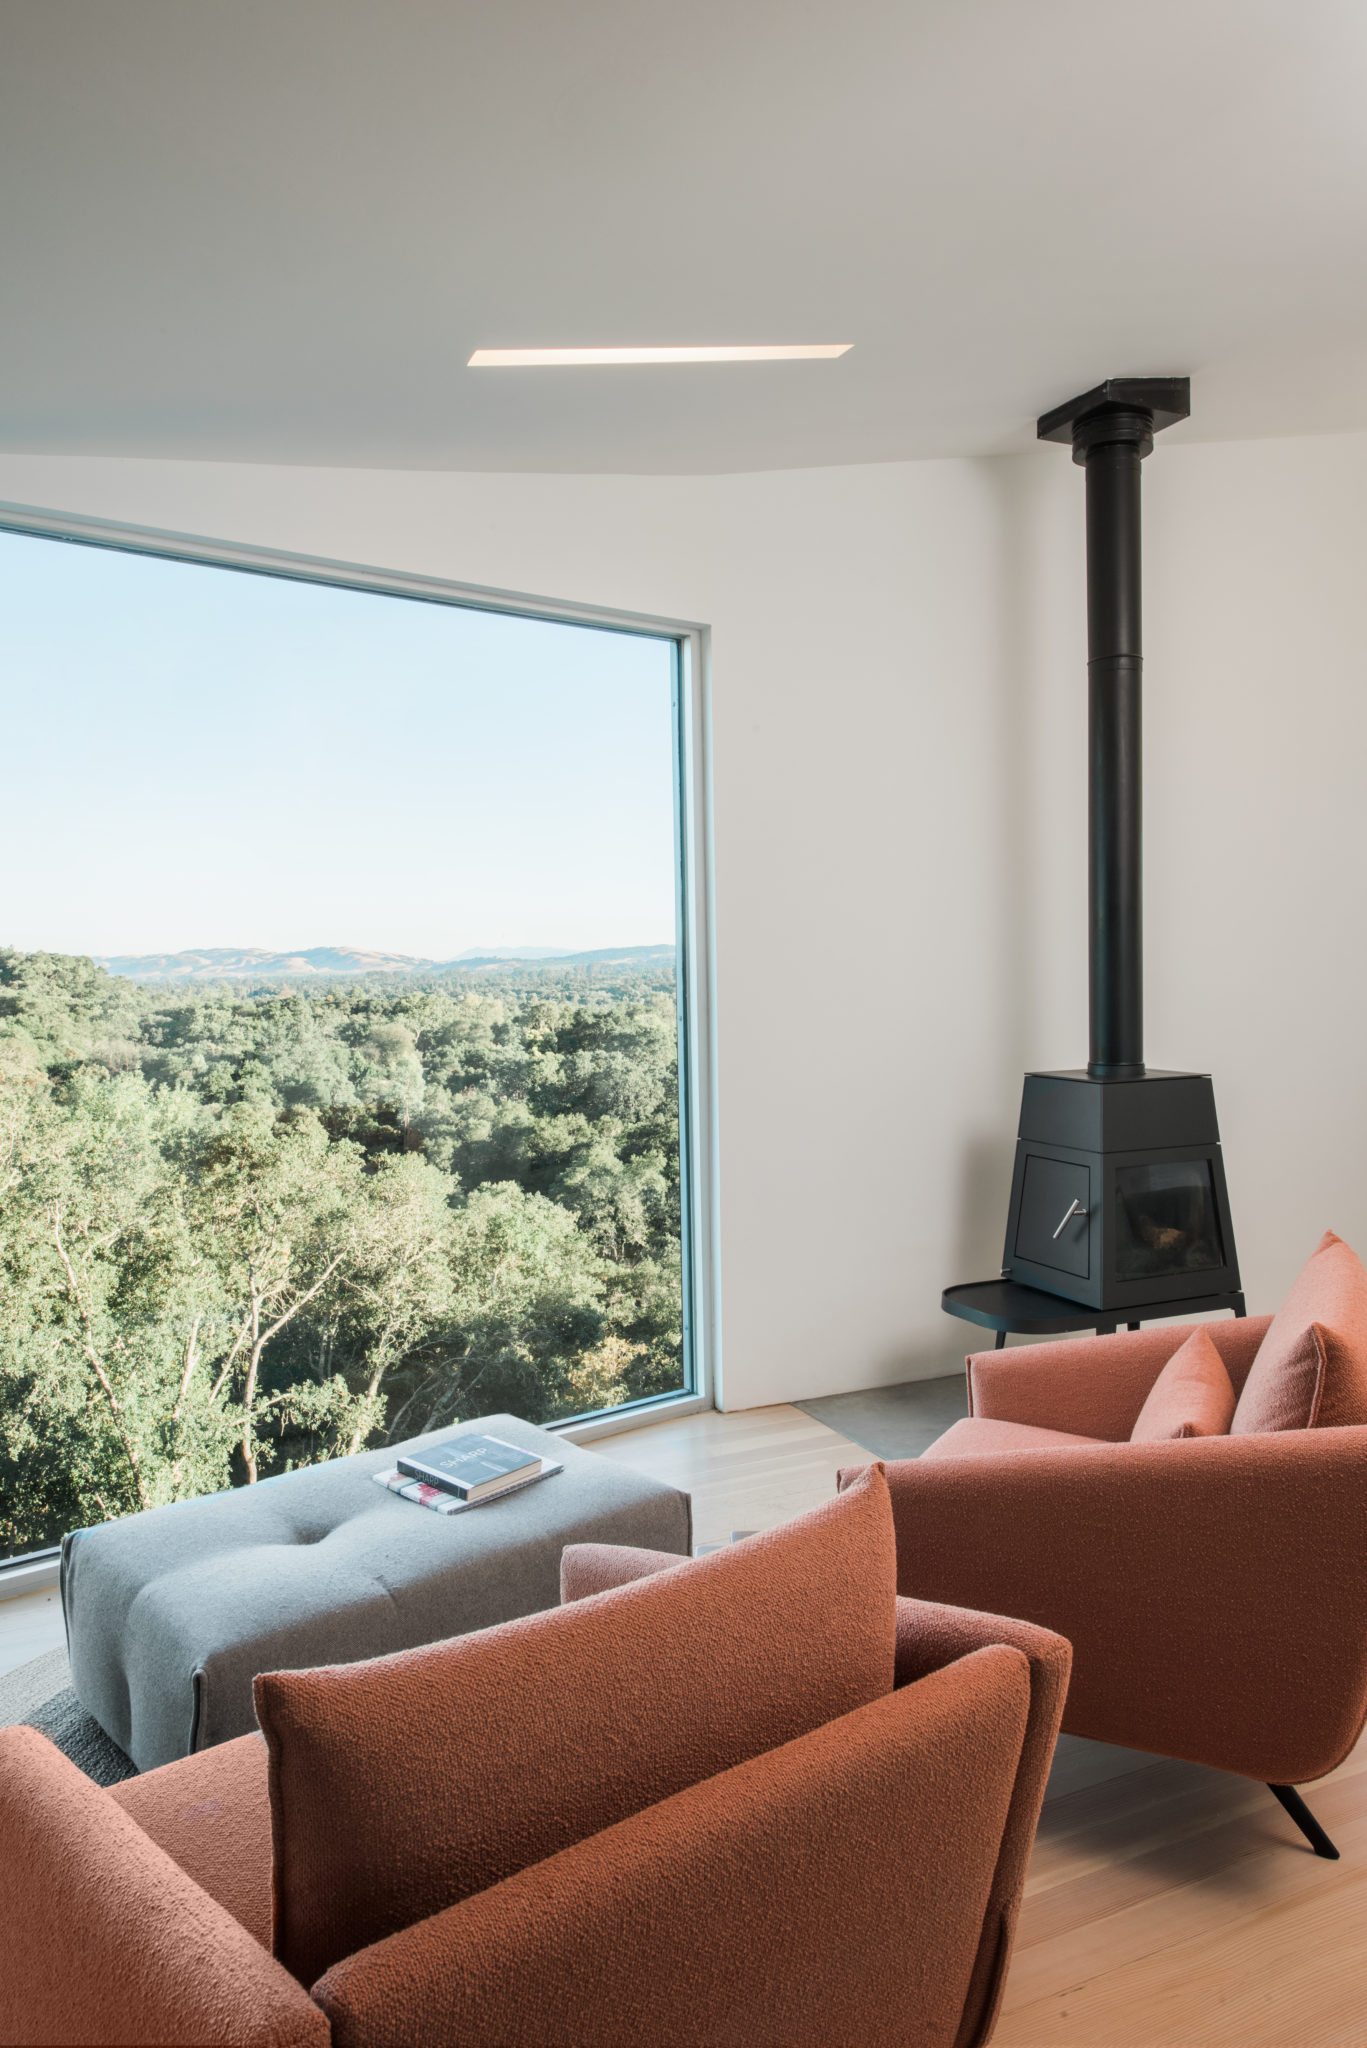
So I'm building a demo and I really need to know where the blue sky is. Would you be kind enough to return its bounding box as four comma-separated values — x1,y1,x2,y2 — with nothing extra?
0,529,677,959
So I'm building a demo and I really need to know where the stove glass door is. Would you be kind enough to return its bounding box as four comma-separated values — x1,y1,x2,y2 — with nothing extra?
1114,1160,1224,1280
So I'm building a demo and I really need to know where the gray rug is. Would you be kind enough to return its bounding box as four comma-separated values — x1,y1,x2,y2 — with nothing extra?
0,1646,136,1785
794,1372,969,1459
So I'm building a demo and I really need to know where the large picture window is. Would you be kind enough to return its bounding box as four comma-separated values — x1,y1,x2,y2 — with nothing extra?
0,520,709,1564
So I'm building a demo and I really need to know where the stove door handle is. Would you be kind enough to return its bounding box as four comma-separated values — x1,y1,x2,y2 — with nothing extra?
1052,1197,1088,1240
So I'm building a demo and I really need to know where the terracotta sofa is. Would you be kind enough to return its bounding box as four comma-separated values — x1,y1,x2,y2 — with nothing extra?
844,1237,1367,1858
0,1465,1069,2048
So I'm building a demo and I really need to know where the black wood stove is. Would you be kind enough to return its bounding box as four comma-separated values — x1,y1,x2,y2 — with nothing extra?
944,377,1245,1348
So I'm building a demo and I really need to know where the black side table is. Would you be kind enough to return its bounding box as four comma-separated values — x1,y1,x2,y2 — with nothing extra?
942,1277,1247,1349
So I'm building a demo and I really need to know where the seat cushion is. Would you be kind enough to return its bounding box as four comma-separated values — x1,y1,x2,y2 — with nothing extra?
1232,1230,1367,1434
922,1417,1106,1460
1130,1324,1237,1443
110,1733,273,1949
255,1461,897,1987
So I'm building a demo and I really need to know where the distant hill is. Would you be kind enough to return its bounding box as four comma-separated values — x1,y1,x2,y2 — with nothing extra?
95,947,437,983
520,945,675,969
452,946,570,961
95,944,675,984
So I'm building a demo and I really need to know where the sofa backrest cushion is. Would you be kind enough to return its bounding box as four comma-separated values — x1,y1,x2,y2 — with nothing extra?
1130,1325,1237,1443
255,1461,897,1987
1232,1230,1367,1435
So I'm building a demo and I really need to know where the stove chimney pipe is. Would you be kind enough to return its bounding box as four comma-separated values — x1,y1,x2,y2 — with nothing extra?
1037,377,1191,1080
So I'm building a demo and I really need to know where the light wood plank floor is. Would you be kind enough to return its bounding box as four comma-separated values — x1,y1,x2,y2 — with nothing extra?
591,1399,867,1549
596,1402,1367,2048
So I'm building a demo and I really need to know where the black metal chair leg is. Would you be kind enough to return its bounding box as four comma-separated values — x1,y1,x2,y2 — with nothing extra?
1268,1782,1340,1859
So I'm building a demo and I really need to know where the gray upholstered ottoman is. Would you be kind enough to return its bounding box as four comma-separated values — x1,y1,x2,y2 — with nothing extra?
61,1413,691,1771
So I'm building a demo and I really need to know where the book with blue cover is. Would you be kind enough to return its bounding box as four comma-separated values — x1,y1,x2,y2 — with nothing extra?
395,1433,543,1502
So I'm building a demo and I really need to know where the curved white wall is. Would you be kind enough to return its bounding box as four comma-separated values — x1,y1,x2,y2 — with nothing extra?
0,432,1363,1407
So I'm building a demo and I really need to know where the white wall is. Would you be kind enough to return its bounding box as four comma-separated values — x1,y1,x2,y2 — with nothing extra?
0,433,1364,1407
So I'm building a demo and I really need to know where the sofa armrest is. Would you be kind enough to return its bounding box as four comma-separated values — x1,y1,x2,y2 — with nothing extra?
856,1426,1367,1784
966,1315,1273,1439
894,1597,1070,2048
0,1725,328,2048
560,1540,686,1602
315,1649,1031,2048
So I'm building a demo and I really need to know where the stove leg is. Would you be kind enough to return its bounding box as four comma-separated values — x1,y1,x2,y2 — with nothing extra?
994,1331,1006,1350
1126,1321,1140,1331
1268,1782,1340,1859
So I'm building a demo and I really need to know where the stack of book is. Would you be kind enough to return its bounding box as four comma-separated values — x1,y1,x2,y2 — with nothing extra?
372,1433,562,1516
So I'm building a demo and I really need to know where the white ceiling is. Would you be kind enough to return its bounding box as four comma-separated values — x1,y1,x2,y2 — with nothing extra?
3,0,1367,473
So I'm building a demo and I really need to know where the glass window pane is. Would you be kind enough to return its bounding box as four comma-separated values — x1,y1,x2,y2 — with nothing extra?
0,531,688,1562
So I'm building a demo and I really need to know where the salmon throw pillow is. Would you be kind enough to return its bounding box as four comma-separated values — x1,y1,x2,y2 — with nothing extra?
1232,1231,1367,1435
1129,1324,1236,1442
256,1462,897,1987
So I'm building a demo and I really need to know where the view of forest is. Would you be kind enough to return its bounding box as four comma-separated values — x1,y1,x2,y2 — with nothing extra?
0,948,684,1560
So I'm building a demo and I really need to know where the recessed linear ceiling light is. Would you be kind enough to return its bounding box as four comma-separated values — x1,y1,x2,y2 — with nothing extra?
467,344,853,367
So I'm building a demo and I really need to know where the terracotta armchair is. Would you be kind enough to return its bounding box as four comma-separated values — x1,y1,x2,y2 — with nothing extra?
843,1299,1367,1861
0,1467,1070,2048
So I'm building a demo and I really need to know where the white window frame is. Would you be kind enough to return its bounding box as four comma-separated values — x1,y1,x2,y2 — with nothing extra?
0,499,720,1472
